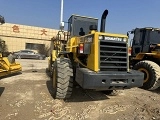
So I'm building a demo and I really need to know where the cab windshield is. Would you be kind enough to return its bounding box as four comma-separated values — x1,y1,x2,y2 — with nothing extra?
149,30,160,44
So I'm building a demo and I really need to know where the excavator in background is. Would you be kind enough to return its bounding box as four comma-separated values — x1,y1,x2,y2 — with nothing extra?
128,27,160,90
0,15,22,77
47,9,144,99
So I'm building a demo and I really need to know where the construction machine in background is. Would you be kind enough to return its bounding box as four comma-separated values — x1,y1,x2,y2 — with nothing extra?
48,9,144,99
0,15,22,77
128,27,160,90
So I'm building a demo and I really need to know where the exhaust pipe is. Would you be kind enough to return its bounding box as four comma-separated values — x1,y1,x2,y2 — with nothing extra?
100,9,108,32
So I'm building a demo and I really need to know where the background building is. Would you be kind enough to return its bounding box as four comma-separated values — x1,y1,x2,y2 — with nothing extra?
0,23,64,54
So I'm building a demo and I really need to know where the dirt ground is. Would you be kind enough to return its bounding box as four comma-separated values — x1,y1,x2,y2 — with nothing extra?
0,59,160,120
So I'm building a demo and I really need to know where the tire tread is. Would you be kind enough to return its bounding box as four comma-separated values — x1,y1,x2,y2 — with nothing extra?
53,58,73,99
134,60,160,90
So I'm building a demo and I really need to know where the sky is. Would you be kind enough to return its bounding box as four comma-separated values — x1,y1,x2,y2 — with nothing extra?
1,0,160,35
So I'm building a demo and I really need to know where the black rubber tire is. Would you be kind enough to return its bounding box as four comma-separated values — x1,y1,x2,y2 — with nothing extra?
133,60,160,90
52,58,73,99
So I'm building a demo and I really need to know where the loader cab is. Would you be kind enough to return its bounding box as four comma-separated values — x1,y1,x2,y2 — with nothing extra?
130,27,160,56
67,14,98,38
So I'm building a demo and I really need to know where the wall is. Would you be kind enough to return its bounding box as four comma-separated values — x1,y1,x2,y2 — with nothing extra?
0,23,61,52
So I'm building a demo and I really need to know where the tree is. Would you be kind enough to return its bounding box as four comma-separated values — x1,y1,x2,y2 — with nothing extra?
37,44,50,57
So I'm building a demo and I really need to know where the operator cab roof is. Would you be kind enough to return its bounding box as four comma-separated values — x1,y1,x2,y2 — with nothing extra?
69,14,98,20
68,14,98,37
136,27,160,31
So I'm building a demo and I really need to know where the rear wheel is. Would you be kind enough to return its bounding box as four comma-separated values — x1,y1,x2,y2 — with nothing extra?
133,60,160,90
52,58,73,99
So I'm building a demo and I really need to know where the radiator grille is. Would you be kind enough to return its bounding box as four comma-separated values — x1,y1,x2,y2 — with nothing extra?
99,40,127,71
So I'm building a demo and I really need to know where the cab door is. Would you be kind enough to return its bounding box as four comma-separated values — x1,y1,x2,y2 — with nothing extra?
131,28,144,56
141,30,150,53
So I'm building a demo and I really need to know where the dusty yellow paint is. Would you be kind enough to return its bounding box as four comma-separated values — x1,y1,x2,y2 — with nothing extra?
156,44,160,46
96,32,128,40
133,53,146,60
51,50,57,61
151,51,160,58
86,33,99,71
0,54,22,77
66,37,78,53
133,51,160,60
65,32,128,72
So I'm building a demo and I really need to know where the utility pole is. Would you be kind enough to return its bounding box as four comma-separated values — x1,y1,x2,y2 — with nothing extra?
60,0,64,30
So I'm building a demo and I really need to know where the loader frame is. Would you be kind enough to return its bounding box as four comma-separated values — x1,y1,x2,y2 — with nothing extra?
48,9,144,99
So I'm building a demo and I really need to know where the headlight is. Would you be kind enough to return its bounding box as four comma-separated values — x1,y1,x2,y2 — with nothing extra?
99,35,103,40
123,38,127,42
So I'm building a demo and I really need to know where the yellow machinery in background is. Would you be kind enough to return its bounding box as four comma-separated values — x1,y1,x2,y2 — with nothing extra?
128,27,160,90
0,15,22,77
48,9,144,99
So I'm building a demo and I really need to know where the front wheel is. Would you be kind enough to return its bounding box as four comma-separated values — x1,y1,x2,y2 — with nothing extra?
52,58,73,99
133,60,160,90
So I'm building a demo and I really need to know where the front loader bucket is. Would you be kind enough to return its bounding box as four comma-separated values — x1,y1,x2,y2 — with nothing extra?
0,57,22,77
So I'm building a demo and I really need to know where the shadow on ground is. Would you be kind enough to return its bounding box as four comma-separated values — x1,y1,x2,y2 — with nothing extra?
138,87,160,94
0,87,5,96
152,87,160,94
22,69,45,73
0,72,22,80
45,68,124,102
46,80,109,102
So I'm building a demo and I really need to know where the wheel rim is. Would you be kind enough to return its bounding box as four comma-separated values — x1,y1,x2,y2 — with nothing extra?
138,68,149,83
52,67,57,89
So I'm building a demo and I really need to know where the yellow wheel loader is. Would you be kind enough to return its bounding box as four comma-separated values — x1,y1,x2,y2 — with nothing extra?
48,9,144,99
128,27,160,90
0,16,22,77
